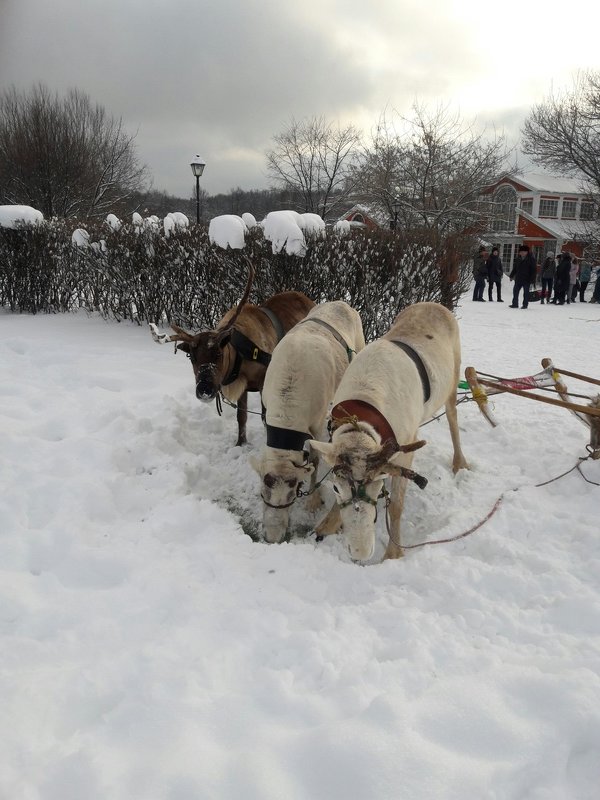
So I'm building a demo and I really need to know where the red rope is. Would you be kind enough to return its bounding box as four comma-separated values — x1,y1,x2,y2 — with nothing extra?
399,494,504,550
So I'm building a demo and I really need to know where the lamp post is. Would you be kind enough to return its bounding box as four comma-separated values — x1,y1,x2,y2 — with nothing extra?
190,155,206,224
390,198,401,231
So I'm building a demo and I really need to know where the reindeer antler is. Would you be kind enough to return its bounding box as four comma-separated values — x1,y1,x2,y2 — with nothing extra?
215,257,256,338
149,322,194,345
366,438,426,474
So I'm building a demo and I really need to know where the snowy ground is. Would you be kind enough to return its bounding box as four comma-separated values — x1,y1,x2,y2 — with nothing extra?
1,290,600,800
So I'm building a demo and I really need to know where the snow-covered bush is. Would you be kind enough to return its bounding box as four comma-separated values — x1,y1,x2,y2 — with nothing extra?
209,215,248,250
0,217,474,337
106,214,121,231
0,205,44,228
261,210,306,256
71,228,90,247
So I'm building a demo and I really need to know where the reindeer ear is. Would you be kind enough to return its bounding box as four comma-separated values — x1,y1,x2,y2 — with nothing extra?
386,441,427,470
176,341,191,354
306,440,336,466
171,324,194,341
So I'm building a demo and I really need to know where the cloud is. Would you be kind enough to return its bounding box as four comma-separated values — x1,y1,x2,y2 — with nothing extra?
2,0,600,196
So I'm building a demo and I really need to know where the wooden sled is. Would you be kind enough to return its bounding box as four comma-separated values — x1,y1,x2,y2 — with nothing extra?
465,360,600,459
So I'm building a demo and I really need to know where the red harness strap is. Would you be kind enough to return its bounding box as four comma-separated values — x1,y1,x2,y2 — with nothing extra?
330,399,398,448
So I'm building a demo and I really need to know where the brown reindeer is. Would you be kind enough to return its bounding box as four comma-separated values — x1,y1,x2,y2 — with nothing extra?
150,261,314,445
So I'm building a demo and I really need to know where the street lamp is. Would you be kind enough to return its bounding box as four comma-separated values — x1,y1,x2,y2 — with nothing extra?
190,155,206,224
390,197,402,231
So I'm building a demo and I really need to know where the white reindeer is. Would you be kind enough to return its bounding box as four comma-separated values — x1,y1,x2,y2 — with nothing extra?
250,301,365,543
309,302,468,562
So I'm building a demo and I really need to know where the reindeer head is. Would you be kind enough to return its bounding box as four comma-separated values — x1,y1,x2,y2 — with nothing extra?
150,260,255,402
310,430,426,562
250,449,315,543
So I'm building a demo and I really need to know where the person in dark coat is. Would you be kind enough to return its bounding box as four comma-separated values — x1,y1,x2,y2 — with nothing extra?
472,245,489,301
552,252,572,305
540,251,556,304
509,244,537,308
487,246,504,301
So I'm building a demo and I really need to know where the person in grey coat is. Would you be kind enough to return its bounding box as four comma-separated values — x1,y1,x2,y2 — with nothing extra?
579,260,592,301
487,246,504,301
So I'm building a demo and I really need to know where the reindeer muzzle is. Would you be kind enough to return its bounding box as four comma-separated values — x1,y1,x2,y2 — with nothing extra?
195,365,218,401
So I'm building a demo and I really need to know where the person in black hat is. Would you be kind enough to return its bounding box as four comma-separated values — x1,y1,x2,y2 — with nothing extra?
487,246,504,301
472,245,489,301
509,244,537,308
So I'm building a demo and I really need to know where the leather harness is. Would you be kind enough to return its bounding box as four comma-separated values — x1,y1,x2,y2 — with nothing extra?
330,339,431,448
221,306,284,387
264,316,355,451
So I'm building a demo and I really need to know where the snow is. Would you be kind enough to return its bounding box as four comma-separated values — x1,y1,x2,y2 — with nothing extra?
261,209,307,256
334,219,351,235
242,212,257,229
1,293,600,799
208,214,248,250
0,204,44,228
71,227,90,247
298,212,326,237
163,211,189,237
105,213,122,231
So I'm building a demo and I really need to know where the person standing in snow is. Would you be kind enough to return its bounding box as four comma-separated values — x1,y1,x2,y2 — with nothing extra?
578,260,591,302
540,251,556,304
568,257,580,303
590,262,600,303
509,244,537,309
552,252,572,305
472,245,489,302
590,261,600,303
487,246,504,301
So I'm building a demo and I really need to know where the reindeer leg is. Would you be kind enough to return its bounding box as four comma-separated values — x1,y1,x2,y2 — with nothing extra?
305,454,323,512
236,390,248,446
383,461,415,560
446,387,468,474
314,502,342,540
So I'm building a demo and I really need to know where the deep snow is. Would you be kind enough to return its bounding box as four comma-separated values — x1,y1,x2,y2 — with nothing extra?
1,291,600,800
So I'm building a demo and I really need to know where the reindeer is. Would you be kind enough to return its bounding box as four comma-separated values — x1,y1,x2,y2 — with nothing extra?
249,301,366,543
150,261,314,446
309,302,469,562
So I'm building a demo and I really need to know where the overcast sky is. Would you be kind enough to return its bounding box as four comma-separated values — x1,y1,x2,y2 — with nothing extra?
2,0,600,199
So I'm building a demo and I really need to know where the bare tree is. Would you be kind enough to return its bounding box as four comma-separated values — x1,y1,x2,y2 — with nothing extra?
0,84,148,218
522,71,600,250
354,104,508,235
265,116,361,218
522,71,600,203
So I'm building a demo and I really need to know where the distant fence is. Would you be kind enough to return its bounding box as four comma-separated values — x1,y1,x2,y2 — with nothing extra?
0,220,473,340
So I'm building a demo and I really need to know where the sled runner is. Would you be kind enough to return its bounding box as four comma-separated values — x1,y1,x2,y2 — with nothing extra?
465,360,600,459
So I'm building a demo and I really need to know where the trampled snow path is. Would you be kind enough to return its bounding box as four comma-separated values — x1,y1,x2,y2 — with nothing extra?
1,295,599,800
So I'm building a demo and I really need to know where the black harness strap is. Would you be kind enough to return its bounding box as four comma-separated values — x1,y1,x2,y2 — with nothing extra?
298,318,355,362
257,306,285,343
222,329,272,386
390,340,431,403
221,307,284,387
266,424,311,452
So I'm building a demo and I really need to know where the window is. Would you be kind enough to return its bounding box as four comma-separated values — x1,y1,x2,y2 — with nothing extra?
502,243,513,270
539,198,558,217
520,198,533,214
562,200,577,219
581,202,595,220
492,186,517,232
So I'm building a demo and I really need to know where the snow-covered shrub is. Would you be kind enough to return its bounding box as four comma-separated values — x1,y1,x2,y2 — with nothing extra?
209,215,248,250
0,205,44,228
